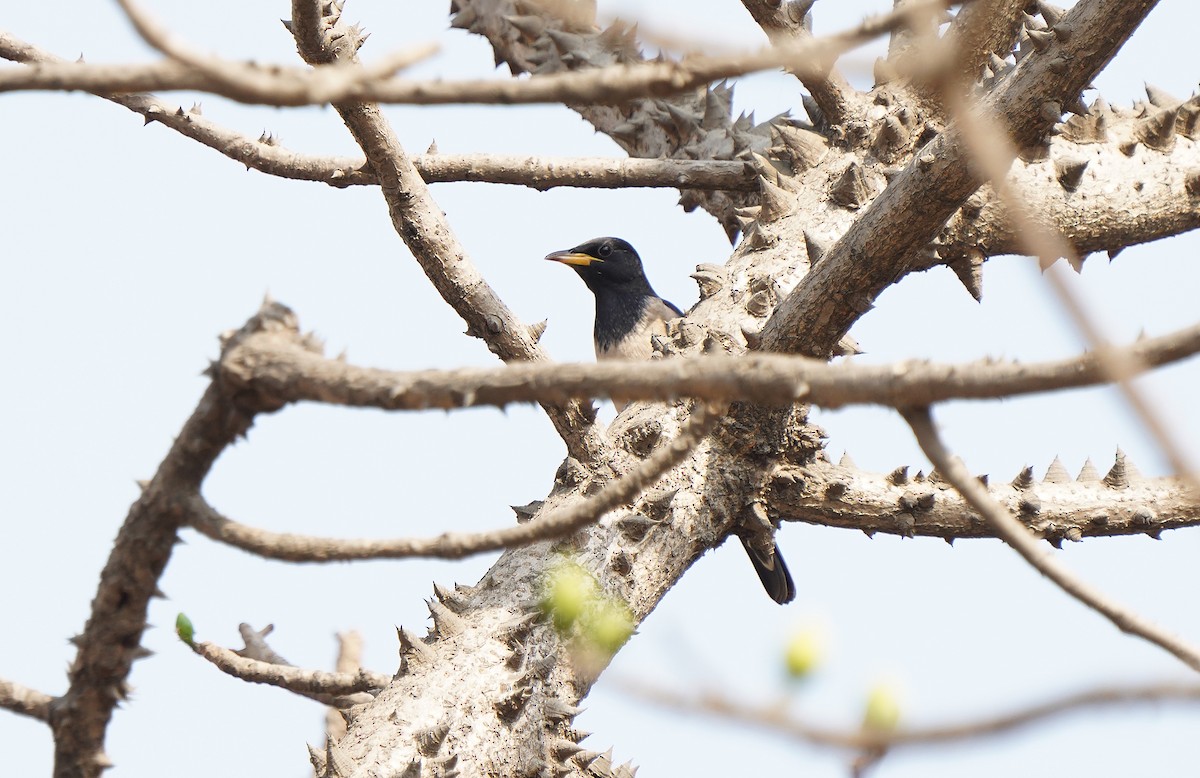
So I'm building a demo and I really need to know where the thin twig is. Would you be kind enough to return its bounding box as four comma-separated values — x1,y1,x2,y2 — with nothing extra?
184,404,721,562
193,641,388,698
230,624,372,708
628,678,1200,750
2,1,956,106
0,34,759,192
114,0,438,101
903,406,1200,673
235,623,290,665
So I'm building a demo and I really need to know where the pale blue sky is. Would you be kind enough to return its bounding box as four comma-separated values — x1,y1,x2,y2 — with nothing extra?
2,2,1199,776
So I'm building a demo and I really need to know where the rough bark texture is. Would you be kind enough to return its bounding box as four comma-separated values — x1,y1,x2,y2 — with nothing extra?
7,0,1198,775
450,0,791,241
49,305,305,778
307,1,1183,776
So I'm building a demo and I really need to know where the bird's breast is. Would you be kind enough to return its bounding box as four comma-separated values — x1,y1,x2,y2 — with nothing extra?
595,297,677,361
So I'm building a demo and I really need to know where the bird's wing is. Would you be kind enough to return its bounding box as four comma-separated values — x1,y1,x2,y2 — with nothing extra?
658,298,684,317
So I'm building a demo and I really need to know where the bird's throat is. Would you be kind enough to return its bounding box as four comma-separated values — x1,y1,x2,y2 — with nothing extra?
593,290,652,355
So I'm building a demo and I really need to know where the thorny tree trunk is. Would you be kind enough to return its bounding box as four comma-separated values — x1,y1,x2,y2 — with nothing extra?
299,1,1197,777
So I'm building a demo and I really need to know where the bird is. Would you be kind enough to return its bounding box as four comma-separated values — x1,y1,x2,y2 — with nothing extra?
545,236,796,604
544,236,682,363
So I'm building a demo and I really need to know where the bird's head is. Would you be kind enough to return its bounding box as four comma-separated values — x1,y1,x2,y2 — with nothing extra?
544,237,653,296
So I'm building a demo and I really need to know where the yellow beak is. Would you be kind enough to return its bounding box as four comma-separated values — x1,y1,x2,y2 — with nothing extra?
545,250,603,267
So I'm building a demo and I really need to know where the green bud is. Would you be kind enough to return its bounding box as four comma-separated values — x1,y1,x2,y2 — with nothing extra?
175,612,195,647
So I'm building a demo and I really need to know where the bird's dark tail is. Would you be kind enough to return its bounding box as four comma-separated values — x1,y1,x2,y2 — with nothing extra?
740,538,796,604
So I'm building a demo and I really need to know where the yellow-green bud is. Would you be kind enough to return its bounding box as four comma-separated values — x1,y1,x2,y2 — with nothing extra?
175,612,195,647
862,681,902,732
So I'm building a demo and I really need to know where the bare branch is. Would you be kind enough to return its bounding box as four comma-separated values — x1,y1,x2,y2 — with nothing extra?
738,0,862,126
904,406,1200,672
920,0,1027,107
630,679,1200,750
0,36,439,104
2,2,954,106
287,2,602,460
410,153,755,191
0,678,53,723
192,641,388,699
769,455,1199,542
235,623,290,665
0,32,756,192
219,313,1200,412
227,624,373,709
51,302,296,778
184,404,720,562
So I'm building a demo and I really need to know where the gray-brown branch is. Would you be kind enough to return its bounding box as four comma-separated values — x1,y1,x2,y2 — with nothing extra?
904,406,1200,672
759,0,1164,357
769,453,1197,543
0,33,758,192
50,303,302,778
1,9,938,107
0,678,53,723
218,315,1200,412
632,679,1200,750
184,403,718,562
192,641,388,700
287,1,601,460
738,0,862,127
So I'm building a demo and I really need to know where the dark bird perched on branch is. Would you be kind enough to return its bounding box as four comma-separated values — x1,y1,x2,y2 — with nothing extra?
545,236,682,363
545,236,796,604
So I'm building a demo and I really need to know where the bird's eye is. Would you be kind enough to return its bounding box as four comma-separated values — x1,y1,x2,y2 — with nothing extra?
597,244,612,258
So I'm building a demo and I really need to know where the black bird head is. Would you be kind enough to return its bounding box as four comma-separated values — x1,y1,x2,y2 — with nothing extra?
544,237,656,298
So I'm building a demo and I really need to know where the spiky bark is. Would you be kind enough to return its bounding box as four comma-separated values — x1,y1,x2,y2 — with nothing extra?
316,1,1190,775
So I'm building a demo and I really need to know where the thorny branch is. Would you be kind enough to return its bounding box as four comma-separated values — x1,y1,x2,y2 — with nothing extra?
0,29,756,192
4,0,1198,774
758,0,1163,357
48,303,297,778
917,0,1028,105
769,453,1199,542
219,315,1200,412
952,102,1199,487
904,406,1200,673
206,315,1200,555
738,0,861,126
286,0,602,460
